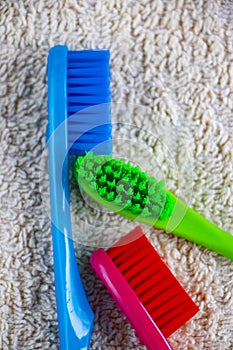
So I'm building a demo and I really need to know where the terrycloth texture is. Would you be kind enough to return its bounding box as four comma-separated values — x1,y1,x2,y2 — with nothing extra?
0,0,233,349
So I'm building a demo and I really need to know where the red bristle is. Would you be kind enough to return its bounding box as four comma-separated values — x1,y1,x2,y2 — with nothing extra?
115,247,151,273
157,300,199,338
128,263,165,291
149,292,188,320
106,226,199,337
109,237,142,262
138,280,179,307
120,254,155,281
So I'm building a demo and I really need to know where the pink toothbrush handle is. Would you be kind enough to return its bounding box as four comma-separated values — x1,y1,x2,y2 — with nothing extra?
90,249,173,350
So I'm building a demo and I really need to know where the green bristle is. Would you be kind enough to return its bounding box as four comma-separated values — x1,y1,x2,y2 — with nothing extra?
73,152,174,221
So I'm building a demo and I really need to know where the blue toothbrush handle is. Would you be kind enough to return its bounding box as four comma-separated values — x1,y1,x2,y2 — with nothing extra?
51,224,94,349
47,45,94,349
48,137,94,349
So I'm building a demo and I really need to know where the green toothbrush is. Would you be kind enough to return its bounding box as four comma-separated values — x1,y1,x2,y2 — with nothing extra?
73,152,233,261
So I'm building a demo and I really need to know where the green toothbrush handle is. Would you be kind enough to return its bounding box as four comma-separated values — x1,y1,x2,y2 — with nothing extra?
156,193,233,261
79,178,233,260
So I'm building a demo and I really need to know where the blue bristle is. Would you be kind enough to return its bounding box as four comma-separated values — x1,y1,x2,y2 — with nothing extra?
68,95,110,104
67,77,109,86
68,50,109,60
68,125,112,142
67,86,109,95
68,68,109,77
67,50,112,155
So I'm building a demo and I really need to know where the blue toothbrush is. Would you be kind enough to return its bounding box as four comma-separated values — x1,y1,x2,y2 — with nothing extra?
46,45,112,349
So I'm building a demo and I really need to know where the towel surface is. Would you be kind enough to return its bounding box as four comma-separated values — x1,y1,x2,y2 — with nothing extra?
0,1,233,349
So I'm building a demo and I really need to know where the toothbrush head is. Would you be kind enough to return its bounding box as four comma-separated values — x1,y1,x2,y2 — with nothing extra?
73,152,174,223
47,46,112,156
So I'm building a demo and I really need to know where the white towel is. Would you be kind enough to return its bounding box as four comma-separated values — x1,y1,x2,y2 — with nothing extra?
0,1,233,349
